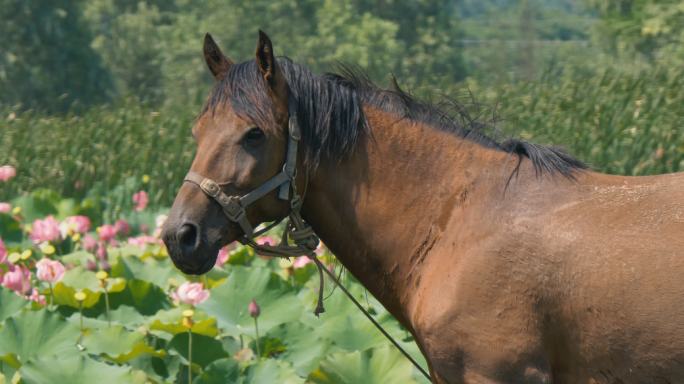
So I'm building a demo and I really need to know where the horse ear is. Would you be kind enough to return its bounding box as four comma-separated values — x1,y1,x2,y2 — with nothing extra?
255,30,285,91
203,33,234,79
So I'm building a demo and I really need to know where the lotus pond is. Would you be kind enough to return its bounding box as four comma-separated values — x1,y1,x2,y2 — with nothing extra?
0,174,429,384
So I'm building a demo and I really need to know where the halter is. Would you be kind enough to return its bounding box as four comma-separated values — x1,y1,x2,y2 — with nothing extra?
182,85,432,381
183,86,320,259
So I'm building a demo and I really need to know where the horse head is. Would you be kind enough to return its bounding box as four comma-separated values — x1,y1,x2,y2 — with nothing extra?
162,31,295,274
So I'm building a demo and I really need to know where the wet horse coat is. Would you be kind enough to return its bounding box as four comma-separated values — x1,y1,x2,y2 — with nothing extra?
162,31,684,383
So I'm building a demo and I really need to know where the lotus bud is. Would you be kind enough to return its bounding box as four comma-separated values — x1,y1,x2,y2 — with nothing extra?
249,299,260,318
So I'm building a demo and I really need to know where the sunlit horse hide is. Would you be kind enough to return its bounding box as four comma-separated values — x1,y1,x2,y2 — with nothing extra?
162,31,684,383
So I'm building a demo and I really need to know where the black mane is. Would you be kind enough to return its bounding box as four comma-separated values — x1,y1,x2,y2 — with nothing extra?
203,58,587,177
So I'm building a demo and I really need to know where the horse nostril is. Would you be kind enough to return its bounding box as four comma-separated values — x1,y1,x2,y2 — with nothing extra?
176,223,199,254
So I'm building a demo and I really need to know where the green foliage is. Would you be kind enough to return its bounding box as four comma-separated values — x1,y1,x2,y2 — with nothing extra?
196,266,302,338
244,359,304,384
580,0,684,67
306,346,419,384
465,65,684,176
192,357,241,384
18,356,139,384
82,326,164,364
0,99,196,210
5,61,684,207
168,333,229,369
0,310,82,368
0,0,111,112
0,287,29,323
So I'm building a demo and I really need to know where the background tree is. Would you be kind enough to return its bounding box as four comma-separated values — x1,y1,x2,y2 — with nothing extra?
0,0,111,112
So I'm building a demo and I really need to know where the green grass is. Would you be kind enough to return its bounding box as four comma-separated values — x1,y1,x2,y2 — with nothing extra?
2,66,684,207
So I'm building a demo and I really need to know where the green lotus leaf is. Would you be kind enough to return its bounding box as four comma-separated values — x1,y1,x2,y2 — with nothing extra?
51,282,102,308
129,353,182,384
299,283,405,353
9,193,58,223
110,254,186,288
105,278,170,316
60,251,95,268
0,213,22,244
293,262,319,286
0,287,29,323
192,358,242,384
243,359,304,384
58,266,101,291
224,247,253,266
150,317,218,337
18,356,137,384
305,346,419,384
146,305,209,325
248,336,287,358
0,309,82,369
168,332,229,369
104,343,165,364
196,266,302,337
268,322,337,376
104,305,146,326
81,325,164,363
66,305,144,330
82,325,145,354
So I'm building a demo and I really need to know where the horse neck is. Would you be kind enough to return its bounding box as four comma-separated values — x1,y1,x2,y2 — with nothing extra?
300,106,510,329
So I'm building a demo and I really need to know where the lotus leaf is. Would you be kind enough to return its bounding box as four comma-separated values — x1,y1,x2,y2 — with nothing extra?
191,357,242,384
18,356,139,384
305,346,419,384
196,266,302,337
168,332,229,369
0,310,82,369
0,287,28,323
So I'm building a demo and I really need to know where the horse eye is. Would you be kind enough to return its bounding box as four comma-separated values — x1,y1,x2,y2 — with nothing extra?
244,128,264,142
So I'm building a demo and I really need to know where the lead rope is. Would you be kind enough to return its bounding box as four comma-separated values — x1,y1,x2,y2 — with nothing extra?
239,175,433,382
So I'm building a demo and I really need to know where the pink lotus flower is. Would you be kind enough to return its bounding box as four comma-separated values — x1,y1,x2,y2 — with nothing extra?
35,258,66,283
113,219,130,236
170,281,210,306
127,236,163,249
256,236,277,246
101,259,111,272
293,256,314,269
66,216,91,233
152,228,162,238
99,225,116,242
132,191,148,212
84,233,98,253
30,216,62,243
96,241,108,260
215,248,229,267
26,288,46,306
155,215,168,228
140,223,149,234
0,236,6,263
0,203,10,214
0,166,16,182
249,299,260,318
2,265,31,295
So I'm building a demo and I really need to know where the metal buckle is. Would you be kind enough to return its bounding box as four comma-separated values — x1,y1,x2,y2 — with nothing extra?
199,178,220,198
223,206,246,223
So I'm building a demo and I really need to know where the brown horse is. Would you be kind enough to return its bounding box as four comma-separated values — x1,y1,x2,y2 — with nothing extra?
162,31,684,383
